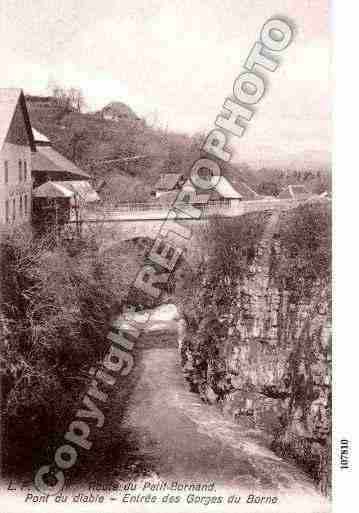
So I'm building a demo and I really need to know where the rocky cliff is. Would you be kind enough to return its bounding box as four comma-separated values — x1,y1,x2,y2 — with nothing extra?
180,203,331,494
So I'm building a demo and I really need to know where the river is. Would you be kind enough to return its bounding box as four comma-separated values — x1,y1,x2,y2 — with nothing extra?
111,305,330,513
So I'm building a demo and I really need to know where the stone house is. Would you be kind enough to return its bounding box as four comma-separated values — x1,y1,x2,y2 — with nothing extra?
0,89,35,227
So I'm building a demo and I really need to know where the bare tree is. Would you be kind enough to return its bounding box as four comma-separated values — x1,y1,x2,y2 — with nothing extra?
68,130,87,163
67,87,86,113
49,83,86,113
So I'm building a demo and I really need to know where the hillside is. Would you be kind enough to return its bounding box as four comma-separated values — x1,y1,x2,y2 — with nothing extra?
26,97,207,203
26,96,331,204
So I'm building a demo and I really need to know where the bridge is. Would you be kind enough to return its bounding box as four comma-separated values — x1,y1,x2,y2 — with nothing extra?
70,198,314,265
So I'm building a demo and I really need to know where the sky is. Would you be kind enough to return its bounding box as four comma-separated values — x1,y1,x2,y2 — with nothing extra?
0,0,331,167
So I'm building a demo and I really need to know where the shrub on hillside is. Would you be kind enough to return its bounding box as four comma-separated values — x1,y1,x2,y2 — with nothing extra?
177,212,270,325
0,227,130,474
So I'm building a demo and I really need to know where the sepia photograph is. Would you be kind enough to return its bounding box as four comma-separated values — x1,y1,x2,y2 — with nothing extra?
0,1,334,512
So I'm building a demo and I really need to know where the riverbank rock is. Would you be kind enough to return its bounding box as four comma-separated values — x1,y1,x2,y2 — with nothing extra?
180,207,331,495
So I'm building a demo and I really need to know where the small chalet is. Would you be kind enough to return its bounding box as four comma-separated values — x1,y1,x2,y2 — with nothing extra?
181,176,244,208
152,173,186,198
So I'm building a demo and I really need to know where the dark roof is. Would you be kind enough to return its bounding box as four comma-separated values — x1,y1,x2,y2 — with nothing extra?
155,173,185,191
0,88,36,151
32,146,90,179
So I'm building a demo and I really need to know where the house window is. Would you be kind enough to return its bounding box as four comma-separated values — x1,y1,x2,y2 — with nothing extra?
24,161,27,181
12,198,16,221
19,196,23,217
4,161,8,184
19,160,22,182
24,195,28,216
5,200,9,223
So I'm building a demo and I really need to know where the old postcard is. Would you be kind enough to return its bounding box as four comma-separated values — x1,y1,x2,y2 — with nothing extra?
0,1,335,512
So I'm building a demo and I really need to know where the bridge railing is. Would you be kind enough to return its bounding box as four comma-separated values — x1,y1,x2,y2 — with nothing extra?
83,200,235,220
75,198,312,223
100,200,234,214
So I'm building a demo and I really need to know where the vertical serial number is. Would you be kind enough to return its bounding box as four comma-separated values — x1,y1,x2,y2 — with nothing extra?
340,439,349,469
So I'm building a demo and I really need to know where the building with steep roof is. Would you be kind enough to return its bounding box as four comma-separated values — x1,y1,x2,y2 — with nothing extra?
31,129,90,187
30,130,98,231
182,176,244,207
0,88,35,226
